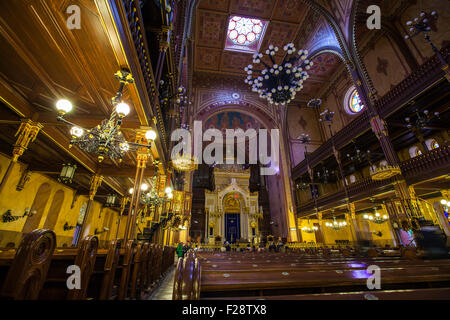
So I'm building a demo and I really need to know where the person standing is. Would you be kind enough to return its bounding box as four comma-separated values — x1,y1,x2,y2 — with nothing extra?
176,242,184,259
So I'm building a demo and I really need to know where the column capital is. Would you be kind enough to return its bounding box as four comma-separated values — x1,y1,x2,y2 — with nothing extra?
12,119,43,162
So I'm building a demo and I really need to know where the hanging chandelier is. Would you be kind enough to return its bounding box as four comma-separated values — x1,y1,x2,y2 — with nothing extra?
301,225,318,233
137,176,173,207
244,44,313,106
325,217,347,230
363,209,388,224
55,69,157,162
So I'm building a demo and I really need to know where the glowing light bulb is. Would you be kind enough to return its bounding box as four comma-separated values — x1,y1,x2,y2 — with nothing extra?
115,102,130,117
141,183,148,191
165,186,172,194
56,99,72,114
145,129,157,141
70,126,84,138
167,192,173,199
128,188,134,194
441,199,448,205
120,142,130,152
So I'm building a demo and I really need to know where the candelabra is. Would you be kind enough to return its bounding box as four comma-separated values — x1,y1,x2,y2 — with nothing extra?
405,108,440,129
325,217,347,230
363,208,389,224
404,10,449,80
244,44,313,105
301,224,318,233
56,69,157,162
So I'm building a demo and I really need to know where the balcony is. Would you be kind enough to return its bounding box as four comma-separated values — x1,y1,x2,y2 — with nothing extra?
292,46,449,181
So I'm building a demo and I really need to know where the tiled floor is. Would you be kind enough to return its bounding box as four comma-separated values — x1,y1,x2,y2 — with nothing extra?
148,265,176,300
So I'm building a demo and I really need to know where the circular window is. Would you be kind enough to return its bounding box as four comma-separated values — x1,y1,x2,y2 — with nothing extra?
344,87,364,114
228,16,263,45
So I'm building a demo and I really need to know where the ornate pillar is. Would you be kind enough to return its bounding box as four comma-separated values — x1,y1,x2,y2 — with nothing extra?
77,174,103,244
0,119,42,194
381,203,400,247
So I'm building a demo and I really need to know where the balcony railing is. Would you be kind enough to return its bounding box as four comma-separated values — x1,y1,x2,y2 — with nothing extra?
401,145,450,185
292,46,449,181
296,146,449,216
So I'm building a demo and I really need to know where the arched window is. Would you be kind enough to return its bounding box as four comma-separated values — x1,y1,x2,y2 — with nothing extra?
425,138,439,151
409,146,422,158
344,86,364,114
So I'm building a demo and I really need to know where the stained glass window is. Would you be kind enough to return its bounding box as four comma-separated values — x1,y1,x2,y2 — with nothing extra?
228,16,262,45
349,90,364,113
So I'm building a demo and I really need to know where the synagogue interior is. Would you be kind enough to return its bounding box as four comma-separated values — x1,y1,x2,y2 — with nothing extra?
0,0,449,302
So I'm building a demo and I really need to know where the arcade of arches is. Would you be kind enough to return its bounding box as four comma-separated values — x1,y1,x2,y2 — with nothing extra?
0,0,449,301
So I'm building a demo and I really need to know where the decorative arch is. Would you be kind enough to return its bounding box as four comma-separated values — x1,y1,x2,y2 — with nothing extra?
43,189,65,230
217,182,250,210
22,183,52,233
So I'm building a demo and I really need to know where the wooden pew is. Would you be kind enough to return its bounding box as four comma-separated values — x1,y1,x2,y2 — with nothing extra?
85,239,122,300
198,251,450,298
0,229,56,300
38,235,98,300
117,240,137,300
172,249,201,300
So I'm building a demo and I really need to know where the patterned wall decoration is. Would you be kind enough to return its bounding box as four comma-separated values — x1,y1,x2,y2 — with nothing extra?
204,111,262,131
228,0,276,19
309,53,340,78
196,10,228,48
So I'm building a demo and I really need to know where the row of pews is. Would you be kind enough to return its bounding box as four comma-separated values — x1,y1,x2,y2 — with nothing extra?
198,247,450,300
0,229,175,300
172,250,201,300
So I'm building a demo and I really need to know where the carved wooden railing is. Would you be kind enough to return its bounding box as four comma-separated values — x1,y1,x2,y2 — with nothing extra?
400,145,450,185
296,177,394,215
296,145,449,216
376,46,449,118
292,46,449,181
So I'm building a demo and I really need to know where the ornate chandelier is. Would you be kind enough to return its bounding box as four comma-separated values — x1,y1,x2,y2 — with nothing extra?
55,69,157,162
325,217,347,230
244,44,313,105
363,209,388,224
301,225,318,233
171,154,198,172
138,176,173,207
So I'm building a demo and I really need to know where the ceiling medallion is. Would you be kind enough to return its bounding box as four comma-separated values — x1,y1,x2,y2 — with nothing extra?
244,44,313,105
55,69,157,162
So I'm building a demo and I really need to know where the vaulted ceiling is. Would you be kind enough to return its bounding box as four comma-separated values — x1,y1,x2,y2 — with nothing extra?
193,0,345,102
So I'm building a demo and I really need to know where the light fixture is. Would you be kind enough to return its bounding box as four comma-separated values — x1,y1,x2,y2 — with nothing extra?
70,126,84,138
167,192,173,199
301,225,318,233
307,98,322,109
128,187,134,195
58,163,77,184
244,44,312,105
56,99,73,115
145,129,157,141
115,102,130,118
440,199,447,205
105,194,117,207
325,217,347,230
165,186,172,194
170,154,198,172
363,208,389,224
55,69,153,162
141,183,149,192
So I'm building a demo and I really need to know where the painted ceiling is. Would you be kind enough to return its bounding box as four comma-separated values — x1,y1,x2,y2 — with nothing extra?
193,0,344,101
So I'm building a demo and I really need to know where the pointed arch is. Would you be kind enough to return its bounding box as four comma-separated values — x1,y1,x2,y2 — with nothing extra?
22,183,51,233
43,189,65,230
